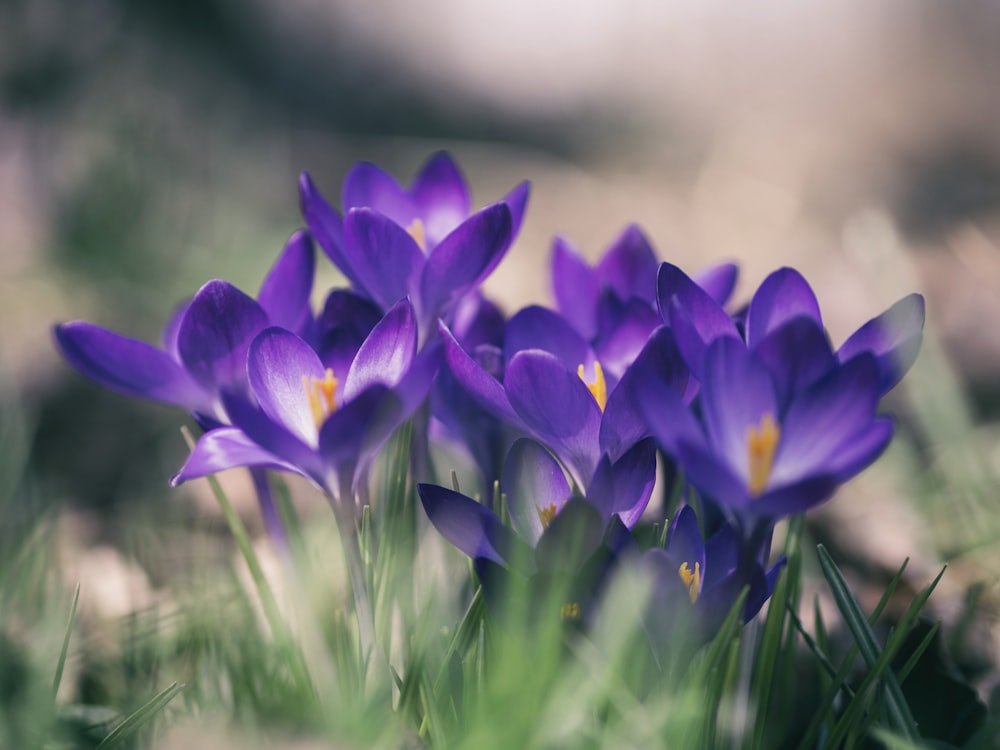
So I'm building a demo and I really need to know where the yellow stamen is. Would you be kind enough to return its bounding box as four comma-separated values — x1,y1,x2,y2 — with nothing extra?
577,361,607,412
302,368,338,429
536,502,557,529
561,602,581,620
747,412,781,497
406,218,426,251
678,562,701,604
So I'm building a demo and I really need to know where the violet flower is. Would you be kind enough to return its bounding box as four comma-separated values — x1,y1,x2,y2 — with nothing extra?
639,336,893,521
300,151,529,340
551,225,737,381
418,436,656,623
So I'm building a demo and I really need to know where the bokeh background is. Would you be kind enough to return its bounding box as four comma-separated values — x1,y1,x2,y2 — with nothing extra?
5,0,1000,726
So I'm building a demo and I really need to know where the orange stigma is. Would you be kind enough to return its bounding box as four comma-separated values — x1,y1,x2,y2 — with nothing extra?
536,503,557,529
678,562,701,603
577,362,607,412
747,413,780,497
561,602,581,620
302,368,338,429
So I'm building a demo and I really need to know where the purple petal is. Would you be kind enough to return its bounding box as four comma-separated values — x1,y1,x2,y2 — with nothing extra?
629,345,703,457
247,327,325,446
551,236,600,340
343,297,417,400
825,417,893,480
753,475,841,517
502,181,531,239
505,350,602,485
504,305,595,370
593,297,660,381
694,262,739,306
608,438,657,527
392,337,442,416
771,355,881,486
601,326,689,460
176,280,269,393
702,523,739,590
676,439,750,507
343,208,424,310
411,151,471,247
700,338,778,481
752,316,835,402
54,322,209,411
342,161,415,226
170,427,306,486
314,289,383,374
658,262,740,374
299,173,361,289
318,384,401,474
257,230,316,334
502,438,571,545
595,224,658,304
161,299,191,360
418,483,528,568
441,323,523,427
837,294,925,395
419,203,512,321
745,267,822,349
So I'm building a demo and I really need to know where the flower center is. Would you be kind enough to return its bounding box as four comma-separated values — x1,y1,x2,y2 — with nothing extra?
536,502,557,529
577,361,607,412
678,561,701,604
406,218,426,252
747,412,780,497
302,368,338,430
561,602,581,620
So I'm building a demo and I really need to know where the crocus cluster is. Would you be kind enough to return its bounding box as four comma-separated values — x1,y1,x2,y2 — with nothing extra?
54,151,924,659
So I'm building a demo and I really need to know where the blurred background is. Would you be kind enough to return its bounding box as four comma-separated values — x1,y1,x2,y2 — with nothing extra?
5,0,1000,728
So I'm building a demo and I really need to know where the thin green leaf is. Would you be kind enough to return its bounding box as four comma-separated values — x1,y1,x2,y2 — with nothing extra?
94,681,185,749
51,583,80,702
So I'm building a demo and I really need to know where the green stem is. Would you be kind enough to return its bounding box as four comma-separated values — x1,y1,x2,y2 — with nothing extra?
329,493,377,671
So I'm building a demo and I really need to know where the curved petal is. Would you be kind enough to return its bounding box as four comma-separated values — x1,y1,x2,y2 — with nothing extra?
629,345,703,457
694,262,739,306
502,438,571,545
161,299,191,360
420,203,512,320
418,483,529,569
676,439,750,507
342,208,424,310
700,338,778,481
441,323,523,427
54,321,210,410
837,293,925,395
595,224,658,303
319,384,401,472
593,296,660,381
343,297,417,400
257,230,316,333
825,416,893,481
504,305,594,370
449,291,506,350
170,427,306,486
753,475,841,517
505,350,602,485
247,327,325,446
411,151,471,247
658,262,740,375
502,181,531,239
314,289,383,374
752,316,835,402
551,236,600,340
601,326,690,460
608,438,657,527
702,523,739,590
771,354,881,485
342,161,415,226
745,267,822,349
299,173,361,289
177,280,269,393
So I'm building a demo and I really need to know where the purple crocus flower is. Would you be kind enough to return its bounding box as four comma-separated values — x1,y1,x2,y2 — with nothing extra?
54,232,316,545
640,505,784,660
657,263,925,400
172,297,439,505
300,152,529,340
551,225,737,381
439,307,689,489
639,336,893,521
418,436,656,623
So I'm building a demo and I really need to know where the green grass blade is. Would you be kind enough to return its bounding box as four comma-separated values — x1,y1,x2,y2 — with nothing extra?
94,681,185,749
817,544,919,740
51,583,80,702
